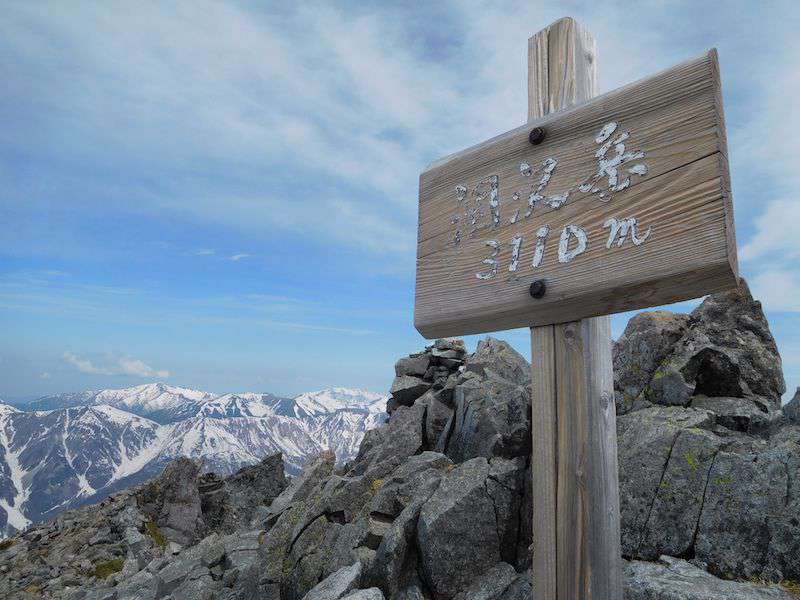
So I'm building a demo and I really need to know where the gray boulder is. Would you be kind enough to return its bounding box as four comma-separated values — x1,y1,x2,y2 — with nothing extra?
348,403,425,479
417,458,503,597
365,473,443,595
304,562,362,600
498,572,533,600
389,376,431,409
635,425,722,560
463,337,530,385
689,281,785,404
157,555,208,597
618,403,800,582
452,562,517,600
387,340,466,415
442,368,530,463
617,406,716,556
341,590,385,600
265,451,335,527
115,569,160,600
624,556,795,599
223,529,262,572
614,310,690,414
172,572,220,599
367,452,453,519
261,502,310,590
135,458,206,546
199,453,287,532
395,354,430,378
417,390,453,449
689,395,777,434
614,281,785,418
695,442,800,581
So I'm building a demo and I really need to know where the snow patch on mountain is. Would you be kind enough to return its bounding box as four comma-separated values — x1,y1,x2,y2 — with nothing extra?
28,383,215,423
0,386,389,536
196,393,280,419
292,387,388,417
0,408,31,531
93,383,215,423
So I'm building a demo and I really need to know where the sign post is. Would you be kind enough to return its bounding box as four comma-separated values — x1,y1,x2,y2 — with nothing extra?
529,20,620,600
414,16,738,600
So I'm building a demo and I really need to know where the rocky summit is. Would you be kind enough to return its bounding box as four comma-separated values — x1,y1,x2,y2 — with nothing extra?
1,281,799,599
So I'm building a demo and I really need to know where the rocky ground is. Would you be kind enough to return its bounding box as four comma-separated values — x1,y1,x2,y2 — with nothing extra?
0,281,798,599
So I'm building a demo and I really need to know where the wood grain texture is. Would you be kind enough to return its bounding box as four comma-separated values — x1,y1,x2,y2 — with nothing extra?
530,19,599,600
531,323,558,600
582,317,623,600
529,18,622,600
537,318,623,599
414,47,738,338
528,17,596,120
554,321,586,599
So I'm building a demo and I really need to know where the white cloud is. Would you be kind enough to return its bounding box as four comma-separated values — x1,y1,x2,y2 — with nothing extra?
62,352,170,378
228,253,250,261
38,372,51,380
63,352,113,375
116,357,170,379
749,270,800,313
188,249,215,256
739,199,800,261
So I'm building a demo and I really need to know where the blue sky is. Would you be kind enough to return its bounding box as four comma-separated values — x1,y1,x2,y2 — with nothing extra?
1,1,799,401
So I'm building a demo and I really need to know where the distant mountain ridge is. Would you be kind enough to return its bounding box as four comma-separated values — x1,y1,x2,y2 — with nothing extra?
28,383,219,422
0,383,387,537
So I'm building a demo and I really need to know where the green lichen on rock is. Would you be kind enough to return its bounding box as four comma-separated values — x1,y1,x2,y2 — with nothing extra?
145,519,166,549
369,478,384,496
780,580,800,597
684,451,700,472
92,558,124,579
0,538,16,552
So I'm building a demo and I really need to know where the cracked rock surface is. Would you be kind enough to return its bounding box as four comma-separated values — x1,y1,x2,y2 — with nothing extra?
1,280,798,599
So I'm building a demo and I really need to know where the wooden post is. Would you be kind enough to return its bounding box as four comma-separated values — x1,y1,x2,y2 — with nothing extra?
529,18,623,600
415,11,736,595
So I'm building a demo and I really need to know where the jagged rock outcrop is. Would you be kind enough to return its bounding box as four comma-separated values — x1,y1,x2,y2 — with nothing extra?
615,282,800,584
200,452,287,532
136,457,207,546
614,281,785,418
387,339,466,416
1,280,798,599
0,454,287,599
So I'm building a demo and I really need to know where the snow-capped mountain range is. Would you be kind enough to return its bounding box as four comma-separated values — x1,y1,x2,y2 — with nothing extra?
0,383,387,537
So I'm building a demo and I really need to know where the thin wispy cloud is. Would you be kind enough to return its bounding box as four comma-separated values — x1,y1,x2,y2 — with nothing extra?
0,271,388,336
63,352,113,376
228,253,250,261
116,357,171,379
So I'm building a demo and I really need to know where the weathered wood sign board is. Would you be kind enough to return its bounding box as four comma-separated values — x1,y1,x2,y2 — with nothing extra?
414,50,737,338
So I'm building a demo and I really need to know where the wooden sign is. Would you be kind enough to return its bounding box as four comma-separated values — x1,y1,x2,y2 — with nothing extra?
415,50,737,338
